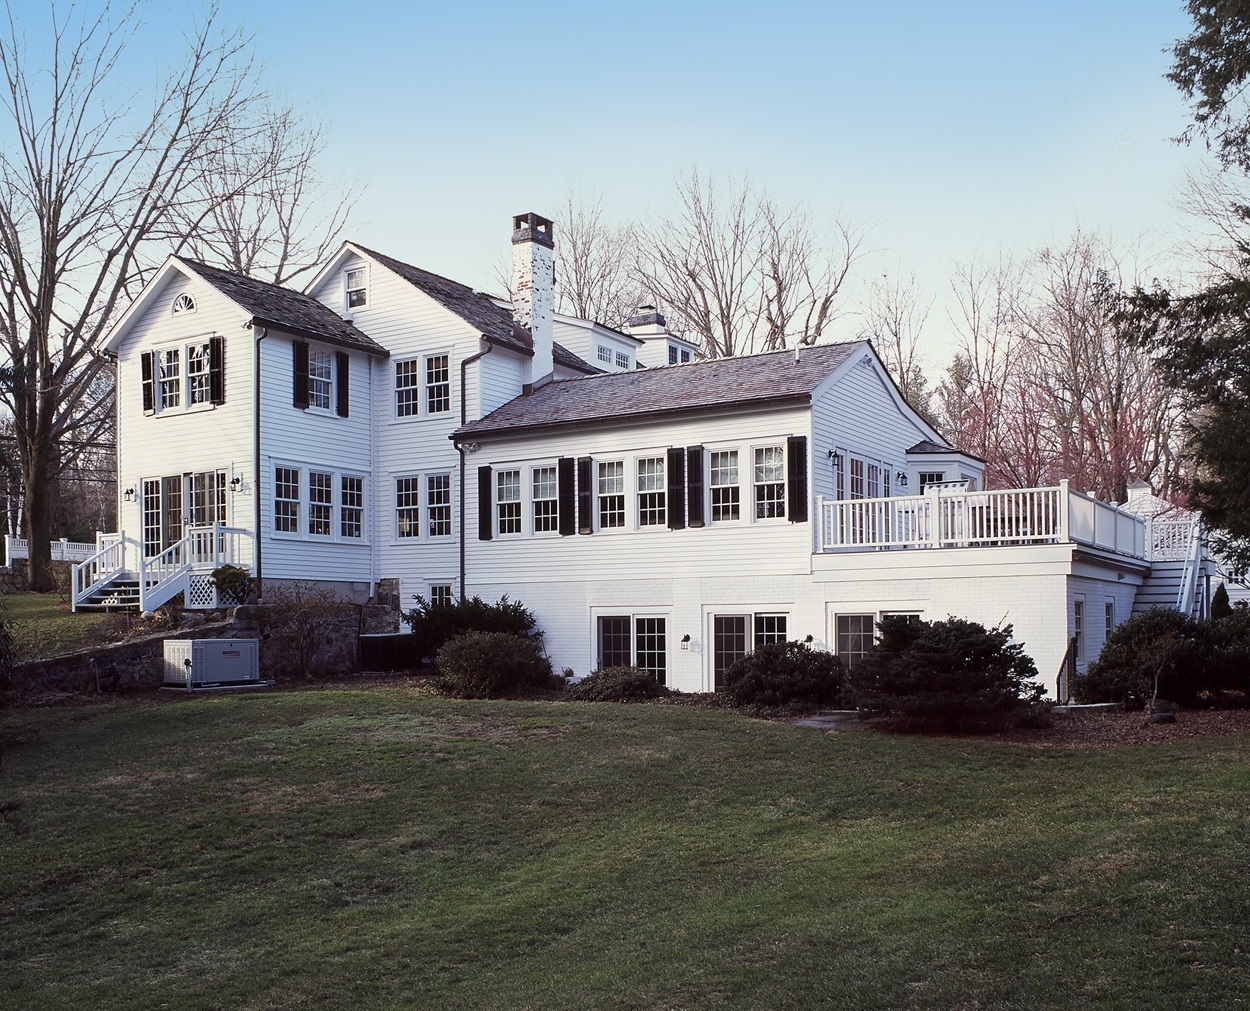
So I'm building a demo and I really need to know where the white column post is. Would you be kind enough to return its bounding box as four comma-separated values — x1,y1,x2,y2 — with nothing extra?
926,484,941,548
1058,479,1070,543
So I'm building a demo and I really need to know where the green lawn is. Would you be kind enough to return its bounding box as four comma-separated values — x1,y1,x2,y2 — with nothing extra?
4,592,128,662
2,687,1248,1010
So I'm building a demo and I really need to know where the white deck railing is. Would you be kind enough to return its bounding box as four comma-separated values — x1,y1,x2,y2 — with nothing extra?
5,535,99,564
819,481,1154,560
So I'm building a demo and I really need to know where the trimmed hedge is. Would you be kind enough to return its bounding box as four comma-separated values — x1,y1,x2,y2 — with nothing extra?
721,641,843,708
846,615,1043,729
434,631,553,699
567,666,672,702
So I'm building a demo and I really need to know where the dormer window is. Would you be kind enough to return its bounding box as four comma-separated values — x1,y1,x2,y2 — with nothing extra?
172,293,196,315
345,267,367,309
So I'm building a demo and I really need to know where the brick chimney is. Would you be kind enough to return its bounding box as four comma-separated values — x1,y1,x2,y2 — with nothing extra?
511,212,555,387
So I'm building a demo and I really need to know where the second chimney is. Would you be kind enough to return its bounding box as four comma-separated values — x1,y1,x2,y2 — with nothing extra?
511,212,555,387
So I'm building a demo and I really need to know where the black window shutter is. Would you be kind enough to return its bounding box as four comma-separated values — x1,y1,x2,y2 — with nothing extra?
477,466,493,541
141,351,154,413
577,457,593,534
558,457,575,536
787,435,808,523
335,351,350,417
209,336,226,405
293,342,310,409
667,447,685,530
686,445,705,528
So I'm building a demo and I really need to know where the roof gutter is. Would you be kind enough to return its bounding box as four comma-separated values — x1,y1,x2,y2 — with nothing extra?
253,326,267,591
456,338,495,602
250,317,390,359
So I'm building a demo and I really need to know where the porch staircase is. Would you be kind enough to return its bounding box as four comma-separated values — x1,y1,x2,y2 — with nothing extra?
1133,522,1207,619
1132,561,1196,617
74,575,146,612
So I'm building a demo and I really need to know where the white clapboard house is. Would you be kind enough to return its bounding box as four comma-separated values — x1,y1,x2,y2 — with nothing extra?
80,213,1213,697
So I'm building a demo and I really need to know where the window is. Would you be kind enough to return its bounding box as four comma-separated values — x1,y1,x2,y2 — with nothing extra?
309,471,333,536
598,615,668,684
597,345,612,363
142,479,162,557
426,354,450,414
345,267,367,309
754,446,786,519
396,477,420,538
598,461,625,528
637,457,666,526
681,349,692,363
867,463,881,499
395,360,421,417
172,293,196,314
341,476,363,538
186,341,211,405
1105,599,1115,640
918,471,944,490
308,348,333,410
668,346,679,364
427,474,452,537
430,584,454,607
755,614,787,646
709,450,740,521
712,613,789,689
497,470,521,535
158,348,181,409
275,467,300,534
187,471,226,527
1073,599,1085,661
836,614,875,671
850,458,865,499
615,351,630,369
532,466,559,533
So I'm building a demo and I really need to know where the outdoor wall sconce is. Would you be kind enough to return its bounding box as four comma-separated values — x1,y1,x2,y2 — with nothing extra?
804,634,814,644
680,634,691,650
827,450,841,464
229,476,243,492
123,487,135,502
895,472,908,487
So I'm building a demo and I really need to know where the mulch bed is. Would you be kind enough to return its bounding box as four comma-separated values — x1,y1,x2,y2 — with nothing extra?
973,707,1250,749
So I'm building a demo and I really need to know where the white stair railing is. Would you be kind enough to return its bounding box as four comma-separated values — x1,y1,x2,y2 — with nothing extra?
72,536,133,612
139,536,191,613
1175,522,1204,616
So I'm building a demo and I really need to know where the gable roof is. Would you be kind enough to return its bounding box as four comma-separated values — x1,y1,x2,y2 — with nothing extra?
454,341,867,438
178,259,388,357
346,243,598,374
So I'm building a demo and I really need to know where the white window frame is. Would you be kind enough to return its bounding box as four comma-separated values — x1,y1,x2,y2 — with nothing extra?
752,444,786,520
636,456,666,527
708,448,741,523
396,476,421,539
307,347,334,411
427,473,452,538
593,610,669,683
497,469,522,536
308,470,334,537
345,266,367,310
341,475,365,539
597,460,625,530
394,350,452,420
157,347,181,411
531,465,559,535
596,345,612,364
614,350,630,369
274,466,301,535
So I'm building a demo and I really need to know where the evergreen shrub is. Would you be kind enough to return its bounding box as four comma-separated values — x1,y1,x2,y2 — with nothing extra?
434,631,553,699
566,665,672,702
721,641,843,708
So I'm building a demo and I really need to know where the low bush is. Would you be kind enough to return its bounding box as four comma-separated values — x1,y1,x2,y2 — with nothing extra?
846,615,1043,730
567,665,672,702
210,564,257,606
403,594,539,660
1075,608,1204,708
434,631,553,699
721,641,843,708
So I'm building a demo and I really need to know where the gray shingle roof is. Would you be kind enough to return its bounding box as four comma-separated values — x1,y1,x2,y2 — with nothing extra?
351,243,599,373
179,258,388,357
455,341,867,438
907,439,956,454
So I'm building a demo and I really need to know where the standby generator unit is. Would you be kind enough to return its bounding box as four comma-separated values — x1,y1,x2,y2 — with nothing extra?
163,639,263,690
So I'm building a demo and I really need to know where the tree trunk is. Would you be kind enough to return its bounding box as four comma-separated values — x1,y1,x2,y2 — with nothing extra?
23,445,55,593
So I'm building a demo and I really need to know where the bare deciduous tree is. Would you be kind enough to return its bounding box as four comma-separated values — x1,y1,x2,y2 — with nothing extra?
551,190,641,330
0,1,351,590
860,271,936,426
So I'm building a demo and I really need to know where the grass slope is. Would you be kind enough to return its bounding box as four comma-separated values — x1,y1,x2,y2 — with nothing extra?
2,687,1248,1010
5,593,127,662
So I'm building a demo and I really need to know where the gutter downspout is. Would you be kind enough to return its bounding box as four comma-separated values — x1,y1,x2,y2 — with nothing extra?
253,326,267,593
457,338,494,602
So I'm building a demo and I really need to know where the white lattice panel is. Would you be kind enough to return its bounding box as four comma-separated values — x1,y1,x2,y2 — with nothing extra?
187,575,217,609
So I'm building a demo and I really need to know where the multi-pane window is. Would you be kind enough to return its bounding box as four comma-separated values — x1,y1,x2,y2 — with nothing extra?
680,349,691,362
142,479,162,557
430,584,454,607
341,476,364,538
635,617,667,683
597,346,612,363
158,348,181,409
598,615,667,683
427,474,451,537
396,477,421,538
753,446,785,519
713,616,749,690
918,471,944,489
668,346,679,364
275,467,300,533
836,614,875,671
867,463,881,499
187,342,212,405
709,450,740,521
187,471,226,527
309,471,333,536
1073,600,1085,661
346,267,367,308
754,614,787,646
308,348,333,410
497,470,521,535
637,457,666,526
598,461,625,528
532,467,559,533
850,458,865,499
395,360,421,416
1105,600,1115,640
615,351,630,369
426,354,450,414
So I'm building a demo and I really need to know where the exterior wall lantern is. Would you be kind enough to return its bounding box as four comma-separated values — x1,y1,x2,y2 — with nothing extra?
123,487,135,502
680,634,691,650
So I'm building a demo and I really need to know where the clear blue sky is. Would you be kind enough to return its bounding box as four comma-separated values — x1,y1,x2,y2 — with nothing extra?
141,1,1203,357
